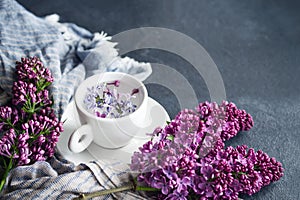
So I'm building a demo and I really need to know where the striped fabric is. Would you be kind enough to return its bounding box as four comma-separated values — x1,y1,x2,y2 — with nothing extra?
0,0,152,199
1,153,148,199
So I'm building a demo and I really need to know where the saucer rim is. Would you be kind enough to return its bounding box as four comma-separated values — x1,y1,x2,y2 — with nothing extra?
57,97,170,165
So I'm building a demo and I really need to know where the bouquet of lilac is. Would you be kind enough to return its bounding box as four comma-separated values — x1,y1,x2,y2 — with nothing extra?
130,102,284,200
0,57,63,191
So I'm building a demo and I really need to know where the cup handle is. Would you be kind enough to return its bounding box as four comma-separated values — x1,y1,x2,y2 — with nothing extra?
69,124,93,153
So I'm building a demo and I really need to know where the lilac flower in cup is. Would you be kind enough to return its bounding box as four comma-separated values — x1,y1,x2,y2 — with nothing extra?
83,80,139,118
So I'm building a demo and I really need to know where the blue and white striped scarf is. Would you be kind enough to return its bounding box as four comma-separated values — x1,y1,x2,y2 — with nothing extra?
0,0,151,199
1,153,148,199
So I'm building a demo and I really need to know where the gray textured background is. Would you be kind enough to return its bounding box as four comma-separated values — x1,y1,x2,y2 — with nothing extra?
17,0,300,199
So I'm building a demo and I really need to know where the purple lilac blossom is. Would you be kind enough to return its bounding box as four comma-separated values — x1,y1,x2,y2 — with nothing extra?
12,80,52,109
131,101,283,200
0,57,63,169
0,129,16,158
16,132,31,165
15,57,53,83
0,106,20,130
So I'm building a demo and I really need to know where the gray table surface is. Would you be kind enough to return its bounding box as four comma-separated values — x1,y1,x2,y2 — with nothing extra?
17,1,300,199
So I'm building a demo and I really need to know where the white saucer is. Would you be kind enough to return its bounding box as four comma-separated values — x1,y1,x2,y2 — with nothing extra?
57,97,170,165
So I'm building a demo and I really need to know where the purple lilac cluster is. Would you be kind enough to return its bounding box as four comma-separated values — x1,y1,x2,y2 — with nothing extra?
0,57,63,169
197,101,254,142
194,145,283,199
131,101,283,200
84,80,139,118
15,57,53,84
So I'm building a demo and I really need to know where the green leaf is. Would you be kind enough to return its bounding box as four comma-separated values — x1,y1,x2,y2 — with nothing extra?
166,135,174,141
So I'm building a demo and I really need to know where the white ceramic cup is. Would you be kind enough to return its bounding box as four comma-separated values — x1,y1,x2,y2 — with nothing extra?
68,72,148,153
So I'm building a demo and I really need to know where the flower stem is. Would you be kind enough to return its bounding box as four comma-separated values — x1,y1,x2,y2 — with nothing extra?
73,183,159,200
136,185,160,192
73,184,134,200
0,157,13,192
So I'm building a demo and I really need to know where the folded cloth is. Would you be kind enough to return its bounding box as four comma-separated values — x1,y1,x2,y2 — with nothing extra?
0,0,152,199
1,153,148,200
0,0,151,118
